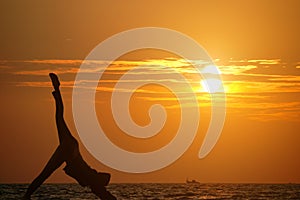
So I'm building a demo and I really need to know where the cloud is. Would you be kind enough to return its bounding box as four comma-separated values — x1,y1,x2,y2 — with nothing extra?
14,68,79,76
23,59,83,65
1,58,300,122
15,81,75,88
247,59,281,65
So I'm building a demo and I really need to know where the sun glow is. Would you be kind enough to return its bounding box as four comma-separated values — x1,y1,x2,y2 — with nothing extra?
200,78,223,93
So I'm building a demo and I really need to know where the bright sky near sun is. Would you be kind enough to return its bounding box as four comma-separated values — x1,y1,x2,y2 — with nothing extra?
0,0,300,184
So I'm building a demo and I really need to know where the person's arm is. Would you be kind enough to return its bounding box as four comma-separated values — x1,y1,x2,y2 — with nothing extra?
23,147,64,199
91,186,117,200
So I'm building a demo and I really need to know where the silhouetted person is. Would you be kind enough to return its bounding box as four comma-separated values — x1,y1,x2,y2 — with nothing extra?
23,73,117,200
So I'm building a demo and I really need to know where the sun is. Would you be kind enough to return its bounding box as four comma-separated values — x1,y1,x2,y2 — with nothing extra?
200,78,223,93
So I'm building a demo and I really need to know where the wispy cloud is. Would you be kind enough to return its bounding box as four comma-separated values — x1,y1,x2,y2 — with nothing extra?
247,59,281,65
1,58,300,121
14,81,75,88
14,68,79,76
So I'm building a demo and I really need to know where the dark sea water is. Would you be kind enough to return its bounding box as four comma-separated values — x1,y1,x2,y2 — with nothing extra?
1,183,300,200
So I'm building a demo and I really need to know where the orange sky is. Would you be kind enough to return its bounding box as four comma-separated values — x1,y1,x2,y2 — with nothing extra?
0,1,300,183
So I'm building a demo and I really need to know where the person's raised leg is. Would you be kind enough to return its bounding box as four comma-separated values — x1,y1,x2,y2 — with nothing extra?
23,146,65,199
49,73,76,145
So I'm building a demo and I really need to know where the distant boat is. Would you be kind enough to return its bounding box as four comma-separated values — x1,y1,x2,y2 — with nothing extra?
186,178,200,184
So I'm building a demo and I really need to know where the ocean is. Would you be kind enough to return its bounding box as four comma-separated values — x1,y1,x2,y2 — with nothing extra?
1,183,299,199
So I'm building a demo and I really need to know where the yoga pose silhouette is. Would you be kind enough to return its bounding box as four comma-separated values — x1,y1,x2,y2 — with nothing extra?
23,73,117,200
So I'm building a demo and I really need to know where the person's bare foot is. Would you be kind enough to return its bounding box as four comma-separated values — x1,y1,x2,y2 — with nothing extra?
49,73,60,90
